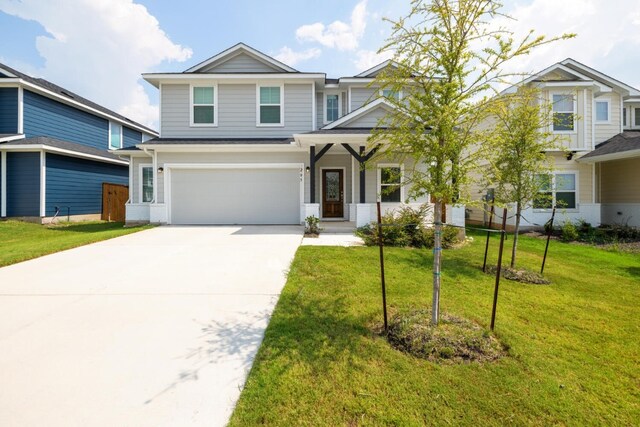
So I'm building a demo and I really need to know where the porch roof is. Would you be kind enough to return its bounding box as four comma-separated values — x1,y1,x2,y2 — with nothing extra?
137,137,294,145
579,132,640,162
0,136,127,165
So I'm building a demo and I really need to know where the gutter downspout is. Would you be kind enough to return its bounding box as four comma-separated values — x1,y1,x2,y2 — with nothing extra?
141,147,155,204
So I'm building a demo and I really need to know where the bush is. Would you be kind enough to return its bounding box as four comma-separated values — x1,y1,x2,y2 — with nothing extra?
355,204,460,249
304,215,320,235
560,221,579,242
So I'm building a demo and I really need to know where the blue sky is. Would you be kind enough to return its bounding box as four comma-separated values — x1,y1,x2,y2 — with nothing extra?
1,0,639,129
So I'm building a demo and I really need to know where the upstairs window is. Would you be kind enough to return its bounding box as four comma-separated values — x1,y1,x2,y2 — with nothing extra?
191,86,216,126
552,94,575,132
595,100,609,122
258,85,283,125
533,172,577,210
109,122,122,149
325,94,340,123
381,89,401,101
379,165,402,202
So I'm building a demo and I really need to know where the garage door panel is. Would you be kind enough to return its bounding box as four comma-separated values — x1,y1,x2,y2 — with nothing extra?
170,168,300,225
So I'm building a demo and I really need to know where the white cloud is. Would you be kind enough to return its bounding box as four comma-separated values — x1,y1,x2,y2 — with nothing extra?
295,0,368,51
273,46,321,67
353,49,393,72
496,0,640,87
0,0,192,129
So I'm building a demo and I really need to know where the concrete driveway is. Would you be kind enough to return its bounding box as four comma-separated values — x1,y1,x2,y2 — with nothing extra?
0,225,302,427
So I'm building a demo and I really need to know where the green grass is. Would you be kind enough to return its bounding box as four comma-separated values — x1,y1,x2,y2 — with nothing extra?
229,233,639,426
0,220,153,267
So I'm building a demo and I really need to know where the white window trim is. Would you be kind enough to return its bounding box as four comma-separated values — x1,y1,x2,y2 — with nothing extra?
379,88,403,101
323,92,342,124
189,83,218,127
377,163,405,203
550,91,577,134
533,170,579,212
256,83,284,127
139,163,153,204
632,106,640,129
594,98,611,124
109,122,123,149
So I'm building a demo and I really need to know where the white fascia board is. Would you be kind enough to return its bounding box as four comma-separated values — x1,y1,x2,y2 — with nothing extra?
6,79,158,136
294,134,372,145
576,149,640,163
338,78,375,85
322,98,394,129
533,80,611,92
0,144,128,165
143,73,326,88
0,66,18,77
561,59,640,97
135,144,305,153
185,43,298,73
355,60,396,78
0,134,25,142
623,98,640,103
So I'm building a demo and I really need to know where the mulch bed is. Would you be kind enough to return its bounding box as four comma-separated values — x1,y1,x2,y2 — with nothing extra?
484,265,551,285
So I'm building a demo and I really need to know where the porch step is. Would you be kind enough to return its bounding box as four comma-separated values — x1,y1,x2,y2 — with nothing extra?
319,221,357,234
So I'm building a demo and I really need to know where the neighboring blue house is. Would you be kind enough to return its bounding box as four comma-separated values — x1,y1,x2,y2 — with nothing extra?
0,63,157,222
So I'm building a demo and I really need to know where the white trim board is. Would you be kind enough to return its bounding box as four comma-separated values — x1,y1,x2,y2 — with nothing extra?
138,163,153,204
0,151,6,217
0,145,128,165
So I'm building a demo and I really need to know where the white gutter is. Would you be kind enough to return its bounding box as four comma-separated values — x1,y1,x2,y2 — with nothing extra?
0,134,25,143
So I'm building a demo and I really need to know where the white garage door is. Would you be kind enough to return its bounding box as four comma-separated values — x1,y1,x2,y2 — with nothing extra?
169,167,301,225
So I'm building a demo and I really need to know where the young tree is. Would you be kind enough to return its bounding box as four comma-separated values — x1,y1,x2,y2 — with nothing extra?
370,0,573,324
480,85,563,268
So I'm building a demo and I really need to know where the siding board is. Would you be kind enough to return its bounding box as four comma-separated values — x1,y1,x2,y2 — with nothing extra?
7,152,40,216
23,90,109,149
0,87,18,133
161,83,313,138
123,126,142,148
200,53,281,73
45,153,128,216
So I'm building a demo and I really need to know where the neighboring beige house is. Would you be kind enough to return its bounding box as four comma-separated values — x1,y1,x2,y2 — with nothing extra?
466,59,640,229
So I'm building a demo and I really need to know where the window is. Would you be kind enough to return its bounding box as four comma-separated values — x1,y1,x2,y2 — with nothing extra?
258,85,283,125
191,86,216,125
595,100,609,122
379,165,402,202
533,172,577,209
623,107,627,127
325,94,339,123
109,122,122,149
381,89,400,101
635,107,640,128
140,165,153,203
552,94,575,132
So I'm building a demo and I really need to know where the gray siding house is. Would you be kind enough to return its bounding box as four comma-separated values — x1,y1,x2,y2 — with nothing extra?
117,43,443,226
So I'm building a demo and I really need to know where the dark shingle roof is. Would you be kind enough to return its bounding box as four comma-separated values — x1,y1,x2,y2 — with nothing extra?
0,63,157,135
0,136,125,163
306,127,376,134
140,137,294,145
581,132,640,159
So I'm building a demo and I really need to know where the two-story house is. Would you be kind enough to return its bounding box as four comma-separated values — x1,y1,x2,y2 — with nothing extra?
466,59,640,229
118,43,440,226
0,64,157,222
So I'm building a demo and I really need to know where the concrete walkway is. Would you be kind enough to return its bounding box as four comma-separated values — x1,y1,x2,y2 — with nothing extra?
0,225,302,427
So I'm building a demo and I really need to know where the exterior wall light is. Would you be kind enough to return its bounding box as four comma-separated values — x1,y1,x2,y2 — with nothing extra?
158,167,164,173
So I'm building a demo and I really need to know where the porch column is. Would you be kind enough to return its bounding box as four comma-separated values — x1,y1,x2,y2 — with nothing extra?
359,146,366,203
310,145,316,203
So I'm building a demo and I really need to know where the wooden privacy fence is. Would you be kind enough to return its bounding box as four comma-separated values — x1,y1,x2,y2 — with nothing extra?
102,183,128,222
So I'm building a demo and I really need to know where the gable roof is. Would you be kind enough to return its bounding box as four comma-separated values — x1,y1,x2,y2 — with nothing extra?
355,60,398,78
561,58,640,97
185,43,298,73
322,98,396,129
0,63,157,136
579,132,640,162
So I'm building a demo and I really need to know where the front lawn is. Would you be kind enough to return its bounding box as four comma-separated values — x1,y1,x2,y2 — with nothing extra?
230,233,639,426
0,220,152,267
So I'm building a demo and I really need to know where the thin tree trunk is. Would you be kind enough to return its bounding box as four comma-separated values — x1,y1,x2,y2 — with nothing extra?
510,202,521,268
432,200,442,325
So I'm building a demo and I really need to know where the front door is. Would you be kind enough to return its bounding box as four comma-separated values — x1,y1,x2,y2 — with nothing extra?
322,169,344,218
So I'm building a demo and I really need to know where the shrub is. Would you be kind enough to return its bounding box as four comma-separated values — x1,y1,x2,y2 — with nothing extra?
304,215,320,235
355,204,460,249
560,221,579,242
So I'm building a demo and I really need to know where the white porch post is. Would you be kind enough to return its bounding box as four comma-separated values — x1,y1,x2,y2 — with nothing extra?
1,151,6,217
